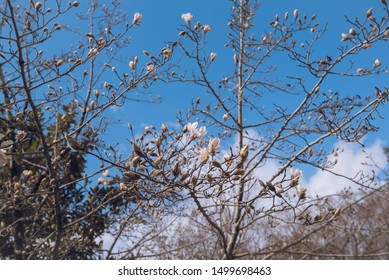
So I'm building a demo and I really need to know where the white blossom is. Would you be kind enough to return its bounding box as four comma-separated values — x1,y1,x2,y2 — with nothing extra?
295,184,307,198
210,52,217,62
200,148,209,164
181,13,193,24
202,25,211,33
290,167,303,180
187,122,207,140
374,59,382,67
208,138,221,156
132,12,142,25
146,64,156,73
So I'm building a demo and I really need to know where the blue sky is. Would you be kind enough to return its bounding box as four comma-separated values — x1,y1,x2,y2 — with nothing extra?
105,0,388,138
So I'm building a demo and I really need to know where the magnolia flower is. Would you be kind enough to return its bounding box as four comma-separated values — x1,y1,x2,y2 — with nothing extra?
341,33,350,41
187,122,207,140
200,148,209,164
14,182,21,190
208,138,221,156
16,130,27,142
88,47,98,57
293,9,299,18
119,182,126,191
202,25,211,33
181,13,193,24
210,52,217,62
144,126,151,133
290,167,303,187
133,12,142,25
23,170,33,177
374,59,382,67
366,8,373,18
349,28,357,36
146,64,156,73
222,113,228,121
129,60,136,71
162,48,172,60
290,167,303,180
35,2,43,11
97,177,105,184
224,153,233,166
102,169,110,177
239,144,249,162
295,184,307,199
233,54,239,64
362,41,372,50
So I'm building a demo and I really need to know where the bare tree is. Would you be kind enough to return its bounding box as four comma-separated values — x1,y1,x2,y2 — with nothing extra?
122,0,388,259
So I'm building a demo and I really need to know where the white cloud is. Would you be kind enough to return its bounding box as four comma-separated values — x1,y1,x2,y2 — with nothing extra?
306,139,387,196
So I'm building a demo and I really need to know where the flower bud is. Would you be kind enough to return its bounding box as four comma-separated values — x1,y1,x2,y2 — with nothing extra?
234,54,239,64
190,176,198,186
366,8,373,18
132,12,142,25
35,2,43,11
208,138,220,156
129,60,136,70
172,162,180,177
210,52,217,62
239,144,249,163
180,171,189,181
341,33,350,41
374,59,382,67
293,9,298,18
200,148,209,164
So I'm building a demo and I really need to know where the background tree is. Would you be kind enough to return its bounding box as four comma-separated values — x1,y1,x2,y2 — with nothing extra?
0,0,172,259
